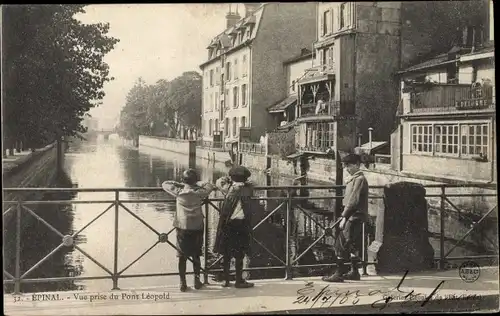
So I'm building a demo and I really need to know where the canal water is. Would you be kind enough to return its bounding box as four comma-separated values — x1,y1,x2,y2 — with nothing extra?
4,137,341,293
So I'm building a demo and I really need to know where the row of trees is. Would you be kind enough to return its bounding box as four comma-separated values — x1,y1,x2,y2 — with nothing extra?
2,5,119,154
118,71,202,140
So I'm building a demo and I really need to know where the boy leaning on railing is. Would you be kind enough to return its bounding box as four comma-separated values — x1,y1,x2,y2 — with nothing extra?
161,169,215,292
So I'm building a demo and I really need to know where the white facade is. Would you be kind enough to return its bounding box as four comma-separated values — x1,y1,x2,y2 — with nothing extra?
286,58,313,95
202,46,251,141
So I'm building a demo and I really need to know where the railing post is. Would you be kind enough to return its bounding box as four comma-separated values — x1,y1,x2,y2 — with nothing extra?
439,186,446,270
112,190,120,290
285,188,293,280
203,202,210,285
362,222,368,276
14,201,22,294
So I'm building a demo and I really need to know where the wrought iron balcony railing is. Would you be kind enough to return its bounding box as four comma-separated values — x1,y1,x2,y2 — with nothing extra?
299,100,355,118
239,142,265,154
401,83,495,114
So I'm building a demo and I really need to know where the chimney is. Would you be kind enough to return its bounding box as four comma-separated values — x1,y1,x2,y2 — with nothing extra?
226,11,241,28
243,3,260,17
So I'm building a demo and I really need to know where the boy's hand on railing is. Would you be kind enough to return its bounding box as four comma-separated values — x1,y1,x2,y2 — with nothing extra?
338,216,346,230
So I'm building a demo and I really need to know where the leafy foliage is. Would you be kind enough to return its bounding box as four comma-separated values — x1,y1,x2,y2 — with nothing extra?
3,5,119,149
118,72,202,139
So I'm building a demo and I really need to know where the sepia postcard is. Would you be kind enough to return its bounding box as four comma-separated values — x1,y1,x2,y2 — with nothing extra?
2,2,498,315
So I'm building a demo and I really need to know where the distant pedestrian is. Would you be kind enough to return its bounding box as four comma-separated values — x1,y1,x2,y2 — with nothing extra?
322,153,369,282
214,166,255,288
162,169,215,292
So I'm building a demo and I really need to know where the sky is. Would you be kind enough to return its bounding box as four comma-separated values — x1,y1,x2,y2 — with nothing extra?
76,4,242,130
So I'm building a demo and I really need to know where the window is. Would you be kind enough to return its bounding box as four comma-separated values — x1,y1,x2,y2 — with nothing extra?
340,3,345,29
241,116,246,128
214,119,219,133
434,124,459,155
241,84,247,107
411,123,489,158
225,118,230,136
232,117,238,136
209,119,213,136
234,59,238,79
210,69,214,86
305,122,335,150
209,93,213,112
233,86,239,108
226,88,231,108
461,124,489,156
226,62,231,80
215,92,219,110
323,10,331,35
411,124,433,154
242,55,247,77
216,67,220,85
447,63,458,83
322,48,328,65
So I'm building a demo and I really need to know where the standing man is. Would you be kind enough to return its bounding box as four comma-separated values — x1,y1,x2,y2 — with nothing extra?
323,153,369,282
162,169,215,292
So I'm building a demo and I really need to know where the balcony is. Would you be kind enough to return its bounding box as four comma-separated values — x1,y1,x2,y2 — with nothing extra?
401,83,495,115
299,100,355,121
298,63,335,84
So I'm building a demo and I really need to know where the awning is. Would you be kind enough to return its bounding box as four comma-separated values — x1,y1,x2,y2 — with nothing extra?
268,95,297,113
277,120,296,130
286,151,306,159
355,141,388,155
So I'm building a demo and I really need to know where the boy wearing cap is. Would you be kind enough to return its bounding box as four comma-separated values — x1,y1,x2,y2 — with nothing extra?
214,166,255,288
323,153,369,283
162,169,215,292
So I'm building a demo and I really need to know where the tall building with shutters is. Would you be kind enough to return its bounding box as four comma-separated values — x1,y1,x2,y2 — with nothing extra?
199,3,316,144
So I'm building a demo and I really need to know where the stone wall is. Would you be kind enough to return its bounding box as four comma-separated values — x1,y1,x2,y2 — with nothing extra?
3,142,64,226
139,135,195,157
197,146,232,163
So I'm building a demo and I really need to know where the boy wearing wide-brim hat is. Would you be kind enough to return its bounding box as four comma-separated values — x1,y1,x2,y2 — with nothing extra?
323,153,369,283
214,165,255,288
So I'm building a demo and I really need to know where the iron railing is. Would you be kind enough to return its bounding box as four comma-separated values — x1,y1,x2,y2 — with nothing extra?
2,184,497,294
402,83,496,114
196,140,225,150
239,142,265,154
299,100,356,118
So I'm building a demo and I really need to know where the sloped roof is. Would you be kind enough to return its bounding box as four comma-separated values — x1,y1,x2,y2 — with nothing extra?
201,5,264,68
399,46,473,74
284,48,313,65
267,95,298,113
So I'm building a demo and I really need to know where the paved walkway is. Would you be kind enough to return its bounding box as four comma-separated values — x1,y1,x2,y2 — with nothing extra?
4,267,499,315
2,149,36,174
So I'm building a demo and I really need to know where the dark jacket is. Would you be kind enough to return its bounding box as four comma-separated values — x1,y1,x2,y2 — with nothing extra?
214,182,255,254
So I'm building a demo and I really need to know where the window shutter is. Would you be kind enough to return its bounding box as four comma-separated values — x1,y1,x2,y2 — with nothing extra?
331,7,337,31
320,13,324,36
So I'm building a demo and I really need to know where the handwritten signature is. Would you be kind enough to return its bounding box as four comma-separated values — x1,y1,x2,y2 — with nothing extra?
293,270,445,311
